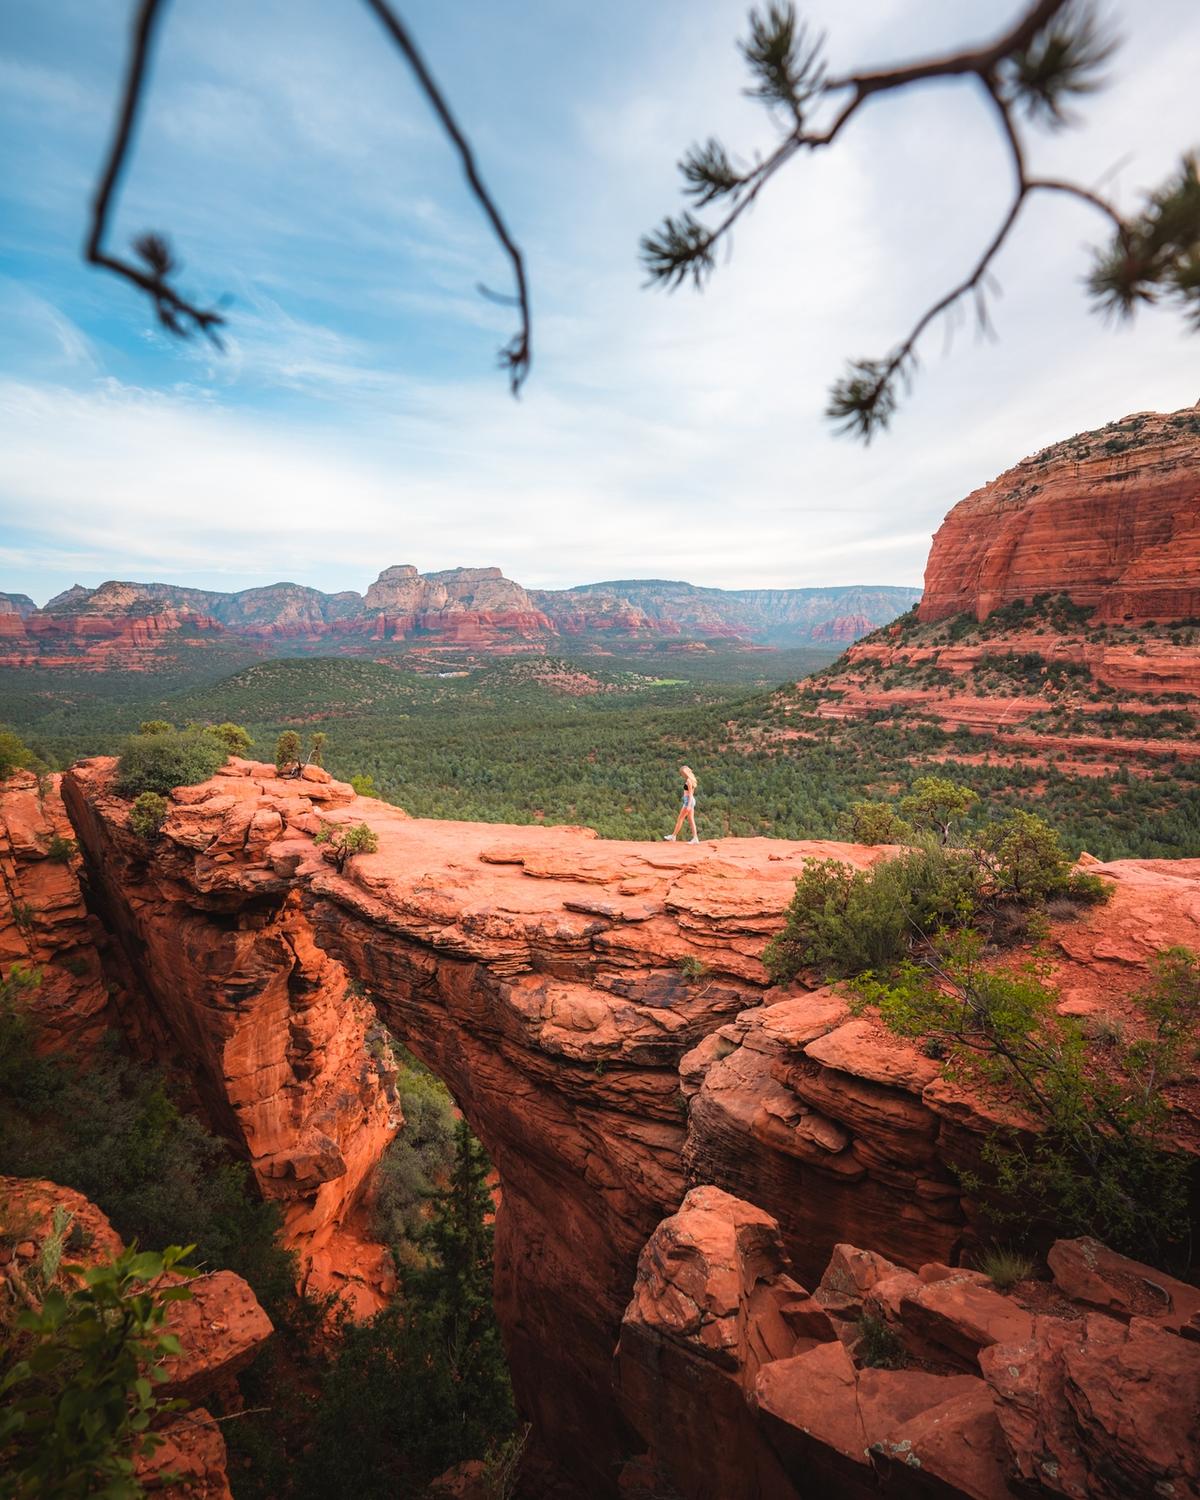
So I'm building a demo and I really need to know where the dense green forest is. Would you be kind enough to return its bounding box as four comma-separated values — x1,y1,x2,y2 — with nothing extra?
3,640,1198,859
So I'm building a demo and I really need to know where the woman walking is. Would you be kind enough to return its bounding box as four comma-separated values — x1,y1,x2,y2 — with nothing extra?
664,765,700,843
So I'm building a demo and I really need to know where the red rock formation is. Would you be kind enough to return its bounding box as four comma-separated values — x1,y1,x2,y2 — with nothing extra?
58,760,1200,1494
60,762,397,1289
0,1176,273,1500
0,771,113,1051
919,406,1200,625
615,1188,1200,1500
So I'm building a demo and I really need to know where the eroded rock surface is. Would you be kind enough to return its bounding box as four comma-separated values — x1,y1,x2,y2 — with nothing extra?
616,1190,1200,1500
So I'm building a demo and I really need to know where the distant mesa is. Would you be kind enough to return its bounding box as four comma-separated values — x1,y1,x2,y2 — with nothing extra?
0,563,921,670
788,402,1200,771
920,404,1200,625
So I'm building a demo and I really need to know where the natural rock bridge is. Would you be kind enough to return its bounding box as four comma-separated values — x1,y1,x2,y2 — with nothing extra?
54,758,1200,1498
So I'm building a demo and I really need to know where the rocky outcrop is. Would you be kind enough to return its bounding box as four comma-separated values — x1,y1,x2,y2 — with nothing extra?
919,406,1200,625
616,1188,1200,1500
60,763,397,1286
0,771,114,1052
777,407,1200,774
58,759,1200,1494
0,1176,273,1500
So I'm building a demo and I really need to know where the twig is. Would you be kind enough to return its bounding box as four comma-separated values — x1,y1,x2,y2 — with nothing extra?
359,0,531,394
86,0,225,344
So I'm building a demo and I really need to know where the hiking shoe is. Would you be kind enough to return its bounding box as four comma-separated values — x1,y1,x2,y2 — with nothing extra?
663,835,676,841
689,837,700,844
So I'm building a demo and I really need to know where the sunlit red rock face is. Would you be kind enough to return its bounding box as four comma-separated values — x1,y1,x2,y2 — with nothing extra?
60,760,1200,1495
0,1176,273,1500
920,406,1200,625
792,407,1200,770
60,763,397,1290
0,772,113,1051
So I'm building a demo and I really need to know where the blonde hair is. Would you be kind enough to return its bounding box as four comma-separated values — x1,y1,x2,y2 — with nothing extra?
680,765,697,790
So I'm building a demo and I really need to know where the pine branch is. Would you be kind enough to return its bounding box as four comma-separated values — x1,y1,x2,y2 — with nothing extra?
642,0,1193,441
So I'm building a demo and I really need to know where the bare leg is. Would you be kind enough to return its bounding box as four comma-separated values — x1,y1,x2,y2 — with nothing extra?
685,809,698,840
666,808,687,840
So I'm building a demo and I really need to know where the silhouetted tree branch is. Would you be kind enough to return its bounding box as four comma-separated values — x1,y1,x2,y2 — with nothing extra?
643,0,1200,442
87,0,531,392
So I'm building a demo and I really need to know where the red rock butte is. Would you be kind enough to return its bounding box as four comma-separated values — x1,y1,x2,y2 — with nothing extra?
919,405,1200,624
4,756,1192,1496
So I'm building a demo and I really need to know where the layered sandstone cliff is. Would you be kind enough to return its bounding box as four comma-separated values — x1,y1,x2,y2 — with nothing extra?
50,760,1200,1496
0,567,916,669
919,406,1200,625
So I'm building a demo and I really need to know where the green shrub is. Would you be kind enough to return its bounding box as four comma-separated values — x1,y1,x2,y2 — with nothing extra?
0,727,35,779
129,791,170,838
677,956,710,983
765,842,978,982
854,1314,905,1369
314,820,380,873
854,936,1200,1263
842,800,913,844
115,728,227,798
44,834,77,863
0,1243,198,1499
350,774,378,797
1064,870,1113,904
899,776,979,845
308,731,326,767
974,1245,1035,1291
209,721,252,754
275,731,302,774
138,720,173,737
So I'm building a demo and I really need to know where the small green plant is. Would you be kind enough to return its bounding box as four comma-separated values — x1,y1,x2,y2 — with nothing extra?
677,956,710,983
11,902,36,936
308,731,327,768
842,800,913,845
974,1245,1035,1292
0,1242,199,1499
137,720,173,737
129,792,169,839
349,773,378,797
314,820,379,873
44,834,77,863
854,1313,905,1369
0,727,36,779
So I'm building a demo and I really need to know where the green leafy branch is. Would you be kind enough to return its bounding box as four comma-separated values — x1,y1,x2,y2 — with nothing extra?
1,1242,199,1499
643,0,1199,441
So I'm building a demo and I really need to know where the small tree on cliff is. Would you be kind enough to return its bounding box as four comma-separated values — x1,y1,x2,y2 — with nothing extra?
313,820,379,873
274,731,302,776
209,721,252,755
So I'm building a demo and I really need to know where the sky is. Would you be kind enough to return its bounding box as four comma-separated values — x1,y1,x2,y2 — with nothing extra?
0,0,1197,607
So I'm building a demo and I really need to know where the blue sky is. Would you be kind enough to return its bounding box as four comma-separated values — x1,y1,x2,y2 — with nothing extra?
1,0,1197,606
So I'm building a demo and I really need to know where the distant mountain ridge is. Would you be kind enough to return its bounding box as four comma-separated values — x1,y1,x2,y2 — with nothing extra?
0,566,920,669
